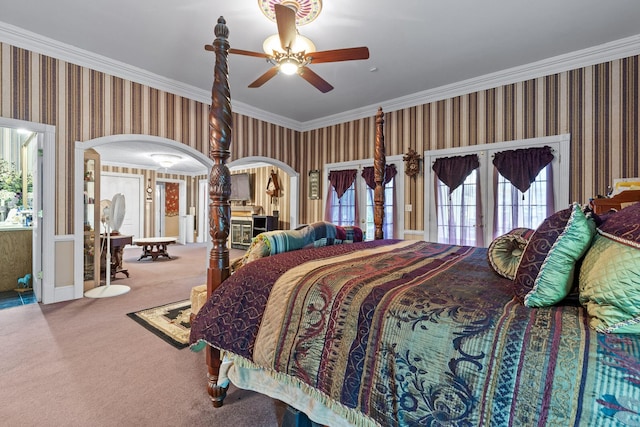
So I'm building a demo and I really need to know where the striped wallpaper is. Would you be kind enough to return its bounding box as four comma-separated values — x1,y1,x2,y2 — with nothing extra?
1,42,638,235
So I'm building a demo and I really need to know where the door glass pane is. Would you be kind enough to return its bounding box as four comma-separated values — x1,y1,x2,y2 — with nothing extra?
436,170,479,246
328,183,356,226
365,177,395,240
494,165,550,237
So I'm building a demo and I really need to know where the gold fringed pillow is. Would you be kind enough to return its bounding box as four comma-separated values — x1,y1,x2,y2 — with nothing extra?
487,228,535,280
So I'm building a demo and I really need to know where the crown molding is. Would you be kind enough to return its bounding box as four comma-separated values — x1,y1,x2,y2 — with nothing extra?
303,34,640,131
2,21,639,133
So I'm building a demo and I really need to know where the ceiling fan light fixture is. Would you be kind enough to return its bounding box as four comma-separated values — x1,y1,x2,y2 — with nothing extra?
150,153,182,168
262,33,316,55
279,58,299,75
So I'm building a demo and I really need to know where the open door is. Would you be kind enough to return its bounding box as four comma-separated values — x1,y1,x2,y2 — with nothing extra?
30,134,43,301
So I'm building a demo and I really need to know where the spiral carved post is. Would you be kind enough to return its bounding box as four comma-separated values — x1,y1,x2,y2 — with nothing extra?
205,16,232,408
373,107,386,240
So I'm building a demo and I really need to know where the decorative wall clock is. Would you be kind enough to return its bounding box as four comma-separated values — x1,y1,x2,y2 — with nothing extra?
266,170,280,198
145,179,153,202
403,148,421,177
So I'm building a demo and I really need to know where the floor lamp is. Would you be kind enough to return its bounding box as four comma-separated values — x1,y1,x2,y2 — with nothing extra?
85,195,130,298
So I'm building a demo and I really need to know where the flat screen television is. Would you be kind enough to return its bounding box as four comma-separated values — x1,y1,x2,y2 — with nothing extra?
230,173,252,201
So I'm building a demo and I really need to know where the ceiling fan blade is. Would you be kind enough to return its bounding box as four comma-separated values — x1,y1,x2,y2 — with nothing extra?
298,66,334,93
229,48,270,59
248,67,279,88
307,47,370,64
275,4,297,50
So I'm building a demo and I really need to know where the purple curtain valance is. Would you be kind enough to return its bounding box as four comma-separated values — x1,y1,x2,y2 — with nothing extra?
329,169,357,198
492,146,554,193
432,154,480,193
361,164,398,190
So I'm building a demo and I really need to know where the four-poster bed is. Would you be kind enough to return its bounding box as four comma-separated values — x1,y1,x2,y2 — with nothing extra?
191,16,640,427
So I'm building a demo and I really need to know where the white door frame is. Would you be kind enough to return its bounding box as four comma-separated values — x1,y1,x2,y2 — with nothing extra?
156,177,187,243
197,179,208,243
0,117,55,303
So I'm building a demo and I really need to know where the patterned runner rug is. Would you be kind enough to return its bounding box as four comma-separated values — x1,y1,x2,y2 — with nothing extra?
127,300,191,349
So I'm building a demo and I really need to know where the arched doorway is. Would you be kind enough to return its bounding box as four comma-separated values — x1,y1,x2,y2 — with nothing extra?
228,156,299,230
74,134,213,299
196,156,300,244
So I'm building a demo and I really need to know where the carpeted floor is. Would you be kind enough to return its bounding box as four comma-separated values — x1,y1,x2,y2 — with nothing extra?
0,242,287,426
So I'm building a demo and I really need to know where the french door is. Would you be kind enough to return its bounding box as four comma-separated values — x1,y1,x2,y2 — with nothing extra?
324,156,403,240
424,134,570,246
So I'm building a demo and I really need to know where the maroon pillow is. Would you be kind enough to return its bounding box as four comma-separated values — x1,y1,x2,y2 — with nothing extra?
513,203,595,306
598,202,640,247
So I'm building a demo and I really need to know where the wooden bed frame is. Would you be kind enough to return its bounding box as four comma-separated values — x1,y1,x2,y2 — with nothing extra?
202,16,387,408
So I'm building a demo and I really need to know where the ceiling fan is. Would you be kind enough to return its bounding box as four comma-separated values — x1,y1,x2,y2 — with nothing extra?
208,3,369,93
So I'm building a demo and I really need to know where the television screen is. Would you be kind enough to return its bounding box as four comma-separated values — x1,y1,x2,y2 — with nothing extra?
230,173,252,201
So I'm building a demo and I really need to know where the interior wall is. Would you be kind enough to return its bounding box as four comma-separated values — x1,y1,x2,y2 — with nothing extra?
297,55,640,229
1,41,638,235
102,165,198,238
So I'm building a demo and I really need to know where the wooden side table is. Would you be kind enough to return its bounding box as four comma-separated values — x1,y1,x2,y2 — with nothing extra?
100,234,133,279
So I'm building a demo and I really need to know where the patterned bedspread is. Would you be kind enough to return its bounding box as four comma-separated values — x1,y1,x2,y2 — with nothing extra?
190,240,640,426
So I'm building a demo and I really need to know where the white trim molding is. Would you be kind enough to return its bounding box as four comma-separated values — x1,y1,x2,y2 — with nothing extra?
2,21,639,132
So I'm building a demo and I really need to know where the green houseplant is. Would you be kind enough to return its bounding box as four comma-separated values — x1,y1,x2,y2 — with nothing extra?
0,159,32,207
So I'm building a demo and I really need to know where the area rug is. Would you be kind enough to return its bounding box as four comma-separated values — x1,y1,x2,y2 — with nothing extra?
127,300,192,349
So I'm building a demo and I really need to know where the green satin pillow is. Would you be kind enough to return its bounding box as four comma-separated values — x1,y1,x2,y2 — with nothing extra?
579,202,640,333
579,235,640,333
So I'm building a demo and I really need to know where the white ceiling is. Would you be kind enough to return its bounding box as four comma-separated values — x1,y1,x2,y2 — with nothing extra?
2,0,640,172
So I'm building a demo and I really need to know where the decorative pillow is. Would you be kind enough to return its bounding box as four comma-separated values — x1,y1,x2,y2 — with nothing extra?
487,228,535,280
233,236,271,272
336,225,364,242
513,203,596,307
579,202,640,333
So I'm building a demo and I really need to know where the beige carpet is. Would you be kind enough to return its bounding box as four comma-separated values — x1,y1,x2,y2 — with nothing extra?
0,242,286,426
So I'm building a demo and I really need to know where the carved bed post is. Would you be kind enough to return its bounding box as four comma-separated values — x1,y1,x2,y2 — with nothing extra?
373,107,386,240
205,16,232,408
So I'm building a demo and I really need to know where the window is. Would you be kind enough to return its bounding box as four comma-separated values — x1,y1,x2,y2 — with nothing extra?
364,172,396,240
436,169,482,246
493,164,553,237
327,181,357,226
425,134,570,246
